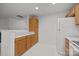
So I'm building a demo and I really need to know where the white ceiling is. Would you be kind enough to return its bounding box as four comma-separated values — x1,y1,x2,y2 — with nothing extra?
0,3,75,18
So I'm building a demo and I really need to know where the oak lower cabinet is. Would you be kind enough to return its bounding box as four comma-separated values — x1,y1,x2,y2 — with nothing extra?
15,36,31,56
30,34,38,46
64,38,69,56
26,36,31,50
15,35,38,56
15,36,27,56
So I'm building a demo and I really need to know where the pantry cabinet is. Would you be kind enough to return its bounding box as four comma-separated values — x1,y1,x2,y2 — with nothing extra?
29,16,39,46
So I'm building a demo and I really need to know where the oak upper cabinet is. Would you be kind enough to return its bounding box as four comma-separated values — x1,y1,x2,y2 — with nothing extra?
65,7,75,17
29,16,39,46
65,4,79,25
75,4,79,25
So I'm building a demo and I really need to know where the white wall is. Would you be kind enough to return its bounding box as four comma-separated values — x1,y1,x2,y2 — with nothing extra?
39,12,66,46
0,16,29,30
0,18,9,30
8,17,29,30
0,17,29,30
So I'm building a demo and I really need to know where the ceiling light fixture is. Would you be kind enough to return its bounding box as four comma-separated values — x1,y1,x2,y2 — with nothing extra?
35,6,39,10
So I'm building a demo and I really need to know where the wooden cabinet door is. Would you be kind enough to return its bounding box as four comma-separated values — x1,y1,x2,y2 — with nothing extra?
30,35,38,46
75,4,79,25
30,35,35,46
15,36,27,56
26,36,31,50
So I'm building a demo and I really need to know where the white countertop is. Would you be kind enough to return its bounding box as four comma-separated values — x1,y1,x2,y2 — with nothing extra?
1,30,35,38
65,36,79,52
15,32,35,38
11,30,35,38
65,36,79,42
